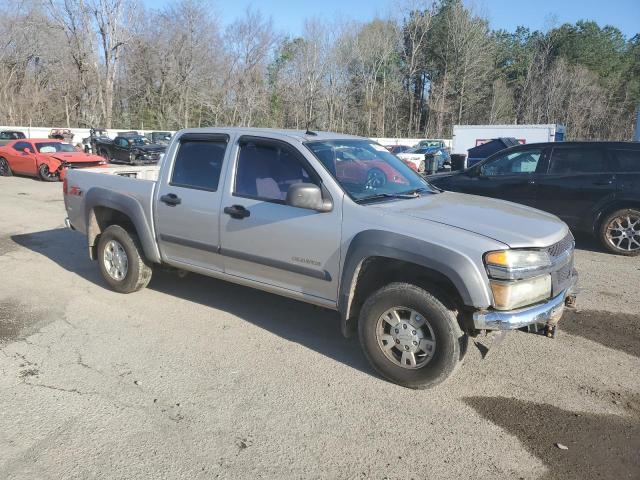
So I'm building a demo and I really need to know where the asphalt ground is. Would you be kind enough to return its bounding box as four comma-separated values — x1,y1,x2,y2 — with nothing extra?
0,176,638,479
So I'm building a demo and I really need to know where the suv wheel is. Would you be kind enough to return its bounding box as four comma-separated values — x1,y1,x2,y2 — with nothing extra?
599,208,640,256
97,225,153,293
358,283,466,389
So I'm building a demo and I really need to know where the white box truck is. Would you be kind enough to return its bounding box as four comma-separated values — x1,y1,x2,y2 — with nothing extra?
451,124,565,155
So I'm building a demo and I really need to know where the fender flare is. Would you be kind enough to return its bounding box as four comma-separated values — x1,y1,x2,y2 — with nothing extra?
338,230,491,322
84,187,161,263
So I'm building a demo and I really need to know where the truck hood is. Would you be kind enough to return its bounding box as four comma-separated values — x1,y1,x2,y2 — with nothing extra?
133,144,166,153
370,191,568,248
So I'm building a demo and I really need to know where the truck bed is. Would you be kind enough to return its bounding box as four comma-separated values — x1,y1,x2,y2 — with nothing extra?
64,165,160,236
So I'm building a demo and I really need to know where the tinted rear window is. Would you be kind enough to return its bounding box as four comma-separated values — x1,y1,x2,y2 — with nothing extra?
548,148,609,174
171,140,227,191
613,149,640,173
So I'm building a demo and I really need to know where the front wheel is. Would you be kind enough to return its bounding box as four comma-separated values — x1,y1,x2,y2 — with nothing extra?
599,208,640,256
97,225,153,293
38,163,59,182
358,283,466,389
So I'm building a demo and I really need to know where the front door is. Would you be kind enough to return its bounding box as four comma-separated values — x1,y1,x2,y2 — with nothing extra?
455,147,545,208
154,133,230,271
9,141,36,174
111,137,130,162
219,136,342,302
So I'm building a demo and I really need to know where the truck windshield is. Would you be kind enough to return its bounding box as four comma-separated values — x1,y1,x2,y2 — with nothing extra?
129,136,150,146
305,139,436,202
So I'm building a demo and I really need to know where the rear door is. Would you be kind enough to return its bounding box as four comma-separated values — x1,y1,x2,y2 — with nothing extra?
218,135,342,302
154,133,230,271
536,146,615,230
449,147,545,208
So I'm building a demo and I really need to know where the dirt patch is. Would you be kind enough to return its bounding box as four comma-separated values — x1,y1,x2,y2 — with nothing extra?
465,396,640,480
0,235,18,256
561,309,640,357
0,299,53,344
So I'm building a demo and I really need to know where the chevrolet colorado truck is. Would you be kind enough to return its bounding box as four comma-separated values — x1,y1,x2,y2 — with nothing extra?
63,128,577,388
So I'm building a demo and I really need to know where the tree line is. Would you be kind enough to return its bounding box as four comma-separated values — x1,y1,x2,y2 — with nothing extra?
1,0,638,140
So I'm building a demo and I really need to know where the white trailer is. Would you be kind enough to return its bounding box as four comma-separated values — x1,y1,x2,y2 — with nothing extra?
451,124,565,155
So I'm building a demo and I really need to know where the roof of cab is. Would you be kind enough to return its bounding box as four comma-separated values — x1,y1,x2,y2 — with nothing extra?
175,127,364,143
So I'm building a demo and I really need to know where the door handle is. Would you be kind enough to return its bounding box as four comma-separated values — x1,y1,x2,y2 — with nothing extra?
594,179,614,186
160,193,181,206
224,204,250,219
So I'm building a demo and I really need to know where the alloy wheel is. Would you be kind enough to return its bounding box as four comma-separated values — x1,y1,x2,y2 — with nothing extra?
103,239,129,281
606,214,640,252
375,307,436,369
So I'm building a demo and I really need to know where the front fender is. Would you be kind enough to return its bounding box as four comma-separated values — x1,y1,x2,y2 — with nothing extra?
338,230,492,321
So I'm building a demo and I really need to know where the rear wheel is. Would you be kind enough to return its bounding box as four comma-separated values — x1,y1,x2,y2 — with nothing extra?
38,163,59,182
100,149,111,163
97,225,153,293
599,208,640,256
358,283,466,389
365,168,387,189
0,157,12,176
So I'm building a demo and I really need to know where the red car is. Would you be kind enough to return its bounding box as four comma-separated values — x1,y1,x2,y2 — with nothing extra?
334,146,409,188
0,139,107,181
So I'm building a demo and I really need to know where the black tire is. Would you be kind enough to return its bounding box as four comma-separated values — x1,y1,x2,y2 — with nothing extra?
598,208,640,256
358,283,466,389
97,225,153,293
0,157,12,176
100,149,111,162
38,163,59,182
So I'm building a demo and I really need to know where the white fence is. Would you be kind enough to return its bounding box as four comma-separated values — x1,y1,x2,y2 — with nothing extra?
1,126,452,149
0,126,176,145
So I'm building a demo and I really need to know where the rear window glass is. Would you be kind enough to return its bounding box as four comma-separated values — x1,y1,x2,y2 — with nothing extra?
613,149,640,173
549,148,608,174
171,140,227,191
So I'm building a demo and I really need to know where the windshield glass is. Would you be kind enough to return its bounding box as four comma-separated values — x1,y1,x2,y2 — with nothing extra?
129,136,150,146
305,139,435,202
35,142,76,153
419,141,442,147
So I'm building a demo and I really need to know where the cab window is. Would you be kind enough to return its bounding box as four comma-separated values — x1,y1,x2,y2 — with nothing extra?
235,140,317,203
13,141,33,153
170,139,227,191
481,149,542,176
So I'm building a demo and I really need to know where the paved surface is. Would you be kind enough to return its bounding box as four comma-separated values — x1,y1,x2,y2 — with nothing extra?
0,176,638,480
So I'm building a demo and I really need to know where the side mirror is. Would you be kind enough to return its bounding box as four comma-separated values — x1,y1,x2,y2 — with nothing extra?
23,148,31,154
286,183,332,212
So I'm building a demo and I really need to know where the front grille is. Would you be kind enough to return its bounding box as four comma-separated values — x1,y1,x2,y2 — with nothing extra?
546,232,575,295
68,162,102,169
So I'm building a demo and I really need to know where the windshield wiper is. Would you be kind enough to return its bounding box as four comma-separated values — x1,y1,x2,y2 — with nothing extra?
356,192,421,204
398,187,432,196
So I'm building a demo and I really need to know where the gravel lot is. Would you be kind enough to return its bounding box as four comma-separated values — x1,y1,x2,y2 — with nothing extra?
0,176,638,480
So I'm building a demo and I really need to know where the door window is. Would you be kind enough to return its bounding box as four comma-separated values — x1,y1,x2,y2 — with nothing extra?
480,149,542,176
234,141,316,202
170,139,227,191
115,137,128,147
613,149,640,173
549,148,608,173
12,141,33,153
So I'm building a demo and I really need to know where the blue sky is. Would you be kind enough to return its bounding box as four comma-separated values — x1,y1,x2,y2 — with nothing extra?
142,0,640,38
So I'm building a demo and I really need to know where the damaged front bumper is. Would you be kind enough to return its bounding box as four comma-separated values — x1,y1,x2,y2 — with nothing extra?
473,273,577,333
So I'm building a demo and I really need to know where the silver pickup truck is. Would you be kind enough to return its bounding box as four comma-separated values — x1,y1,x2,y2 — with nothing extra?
64,128,577,388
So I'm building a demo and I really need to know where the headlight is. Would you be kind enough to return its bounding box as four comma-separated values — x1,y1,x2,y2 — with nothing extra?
484,249,551,280
490,275,551,310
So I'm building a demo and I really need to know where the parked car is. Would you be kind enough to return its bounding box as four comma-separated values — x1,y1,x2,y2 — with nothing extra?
0,139,106,181
64,128,577,389
94,134,166,164
397,146,450,173
149,131,172,145
48,128,74,143
0,130,26,146
82,128,110,154
386,145,411,154
428,141,640,256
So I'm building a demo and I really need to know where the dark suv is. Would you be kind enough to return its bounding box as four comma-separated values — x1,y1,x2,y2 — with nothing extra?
429,142,640,256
